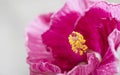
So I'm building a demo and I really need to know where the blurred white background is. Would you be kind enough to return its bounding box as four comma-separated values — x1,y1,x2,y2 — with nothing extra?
0,0,119,75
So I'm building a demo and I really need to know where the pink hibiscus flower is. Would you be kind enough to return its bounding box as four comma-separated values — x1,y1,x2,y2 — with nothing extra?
26,0,120,75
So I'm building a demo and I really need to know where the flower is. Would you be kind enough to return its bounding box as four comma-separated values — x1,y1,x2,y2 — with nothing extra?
26,0,120,75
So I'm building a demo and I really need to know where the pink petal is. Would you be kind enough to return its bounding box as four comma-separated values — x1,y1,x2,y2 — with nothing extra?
67,53,100,75
26,13,53,62
42,0,101,72
95,1,120,21
66,0,104,15
42,11,86,72
26,13,62,74
47,0,103,37
91,1,120,30
30,62,61,75
92,62,118,75
75,1,120,56
101,29,120,64
108,29,120,51
91,29,120,75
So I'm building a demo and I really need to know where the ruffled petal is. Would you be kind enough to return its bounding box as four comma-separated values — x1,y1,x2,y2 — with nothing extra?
26,13,53,63
96,1,120,21
90,61,118,75
67,53,100,75
65,0,103,16
108,29,120,51
46,0,104,37
42,11,85,72
42,0,101,72
26,13,62,74
30,62,61,75
102,29,120,63
90,29,120,75
75,1,120,56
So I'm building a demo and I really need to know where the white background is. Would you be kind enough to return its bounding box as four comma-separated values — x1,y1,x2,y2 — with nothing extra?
0,0,120,75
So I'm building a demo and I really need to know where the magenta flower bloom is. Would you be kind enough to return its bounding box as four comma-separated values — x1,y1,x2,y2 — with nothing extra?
26,0,120,75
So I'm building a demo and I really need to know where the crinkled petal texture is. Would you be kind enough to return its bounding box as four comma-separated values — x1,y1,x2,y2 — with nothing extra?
73,2,120,74
90,29,120,75
67,53,100,75
62,29,120,75
75,1,120,56
26,13,62,75
42,0,102,72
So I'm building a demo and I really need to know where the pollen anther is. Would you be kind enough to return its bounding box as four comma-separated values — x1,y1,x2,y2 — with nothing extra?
68,31,88,55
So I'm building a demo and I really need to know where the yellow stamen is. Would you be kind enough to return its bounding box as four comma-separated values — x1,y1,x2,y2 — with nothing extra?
68,31,88,55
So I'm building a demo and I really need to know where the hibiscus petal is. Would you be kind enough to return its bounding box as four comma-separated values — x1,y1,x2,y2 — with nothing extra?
91,29,120,75
75,1,120,56
91,62,118,75
108,29,120,57
26,13,53,63
42,0,102,72
95,1,120,21
30,62,61,75
101,29,120,64
26,13,62,74
46,0,103,37
67,53,100,75
66,0,103,16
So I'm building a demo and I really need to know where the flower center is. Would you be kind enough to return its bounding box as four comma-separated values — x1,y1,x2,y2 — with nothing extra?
68,31,88,55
